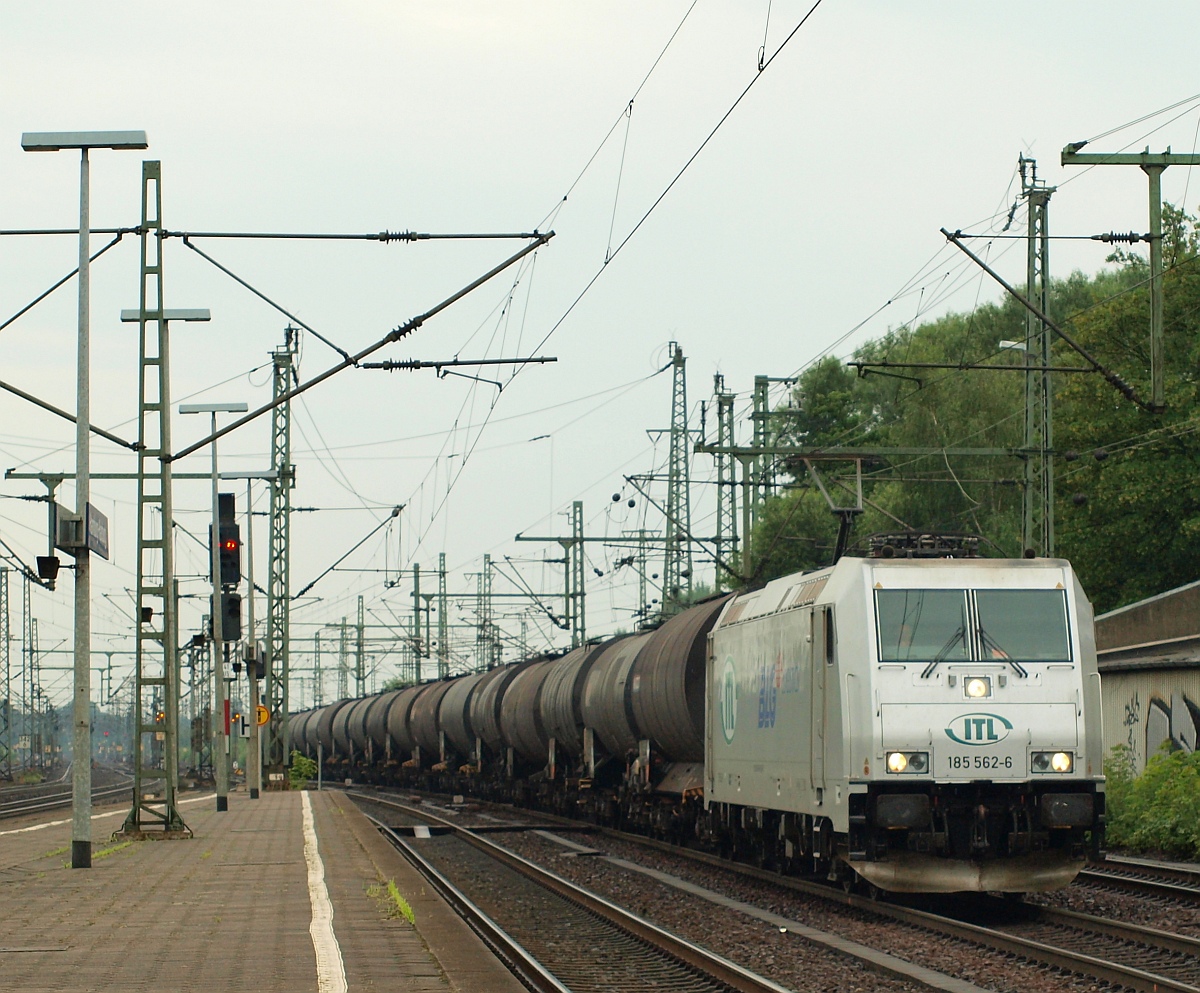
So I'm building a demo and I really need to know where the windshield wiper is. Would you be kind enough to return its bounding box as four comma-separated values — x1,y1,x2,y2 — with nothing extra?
979,628,1028,677
921,625,965,678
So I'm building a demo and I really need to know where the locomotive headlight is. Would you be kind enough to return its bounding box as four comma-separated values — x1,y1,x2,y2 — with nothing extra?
886,751,928,774
1032,751,1074,773
964,676,991,699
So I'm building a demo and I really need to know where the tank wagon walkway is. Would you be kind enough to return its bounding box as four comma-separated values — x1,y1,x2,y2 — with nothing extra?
0,789,523,993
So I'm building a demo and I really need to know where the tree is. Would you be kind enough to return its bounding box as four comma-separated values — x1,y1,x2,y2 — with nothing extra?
748,205,1200,612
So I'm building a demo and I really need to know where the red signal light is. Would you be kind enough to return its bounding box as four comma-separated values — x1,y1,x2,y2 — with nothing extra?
222,539,239,551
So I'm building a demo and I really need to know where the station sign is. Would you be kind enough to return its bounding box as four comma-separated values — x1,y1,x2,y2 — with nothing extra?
51,501,109,559
86,503,109,559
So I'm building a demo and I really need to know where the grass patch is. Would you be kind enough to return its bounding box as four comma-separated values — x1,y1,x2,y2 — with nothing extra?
367,878,416,924
60,839,136,868
94,840,135,860
41,845,70,860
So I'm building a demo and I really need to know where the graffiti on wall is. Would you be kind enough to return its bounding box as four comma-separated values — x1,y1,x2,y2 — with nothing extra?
1119,688,1200,772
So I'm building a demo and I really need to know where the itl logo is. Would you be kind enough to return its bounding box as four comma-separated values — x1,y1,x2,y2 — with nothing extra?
720,657,738,744
945,713,1013,746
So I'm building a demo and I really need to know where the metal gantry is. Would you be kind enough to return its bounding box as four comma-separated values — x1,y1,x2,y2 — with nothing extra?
514,503,588,647
264,328,297,773
1061,145,1200,412
123,161,188,835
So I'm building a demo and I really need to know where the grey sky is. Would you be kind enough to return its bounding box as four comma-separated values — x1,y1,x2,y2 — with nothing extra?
3,2,1199,707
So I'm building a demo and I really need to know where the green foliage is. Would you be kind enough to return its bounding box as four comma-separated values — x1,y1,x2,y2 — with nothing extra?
289,750,318,789
749,203,1200,611
1104,744,1200,858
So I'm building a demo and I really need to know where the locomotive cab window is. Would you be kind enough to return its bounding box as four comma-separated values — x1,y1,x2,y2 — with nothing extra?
875,590,968,664
874,587,1072,668
974,589,1070,663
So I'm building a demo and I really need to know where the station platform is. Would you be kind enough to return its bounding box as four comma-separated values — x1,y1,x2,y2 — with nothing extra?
0,787,525,993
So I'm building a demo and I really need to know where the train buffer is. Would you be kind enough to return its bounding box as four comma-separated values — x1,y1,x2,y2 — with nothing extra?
0,789,523,992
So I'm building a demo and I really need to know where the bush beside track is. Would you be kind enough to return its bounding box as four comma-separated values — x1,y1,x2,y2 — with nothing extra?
1105,744,1200,859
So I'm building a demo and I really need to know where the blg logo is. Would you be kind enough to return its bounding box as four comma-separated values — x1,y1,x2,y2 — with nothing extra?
945,712,1013,746
720,657,737,744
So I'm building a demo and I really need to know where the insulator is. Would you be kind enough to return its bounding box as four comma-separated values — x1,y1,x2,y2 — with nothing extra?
378,230,417,243
1094,231,1145,244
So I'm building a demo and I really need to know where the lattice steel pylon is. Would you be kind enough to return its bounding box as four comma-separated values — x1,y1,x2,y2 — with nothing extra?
122,161,188,835
476,554,493,670
0,567,11,781
437,553,449,678
313,633,323,708
337,621,349,699
356,595,366,696
713,376,738,591
568,501,585,647
264,328,297,773
1020,155,1055,557
662,343,692,617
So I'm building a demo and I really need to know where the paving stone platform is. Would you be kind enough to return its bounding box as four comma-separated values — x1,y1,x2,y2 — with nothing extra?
0,787,524,993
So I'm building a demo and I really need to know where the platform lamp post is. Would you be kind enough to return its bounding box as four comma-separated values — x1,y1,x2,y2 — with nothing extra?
22,130,148,869
180,402,248,812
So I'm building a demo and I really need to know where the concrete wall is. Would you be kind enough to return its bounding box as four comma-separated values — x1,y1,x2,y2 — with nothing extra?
1094,580,1200,652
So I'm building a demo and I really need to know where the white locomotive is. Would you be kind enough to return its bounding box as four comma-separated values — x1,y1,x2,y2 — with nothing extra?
705,537,1104,892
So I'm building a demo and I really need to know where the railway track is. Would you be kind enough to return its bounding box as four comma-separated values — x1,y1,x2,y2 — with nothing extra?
599,826,1200,993
0,778,132,820
352,787,1200,993
359,793,791,993
1078,855,1200,902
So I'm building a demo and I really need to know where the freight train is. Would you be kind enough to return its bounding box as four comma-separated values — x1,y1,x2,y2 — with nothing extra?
290,536,1105,893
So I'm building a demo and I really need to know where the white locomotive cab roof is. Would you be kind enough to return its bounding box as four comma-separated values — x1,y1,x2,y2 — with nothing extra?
714,556,1080,630
862,556,1076,591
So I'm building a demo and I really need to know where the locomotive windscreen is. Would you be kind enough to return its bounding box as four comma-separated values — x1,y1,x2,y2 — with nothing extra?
875,589,968,663
875,588,1071,664
975,589,1070,662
